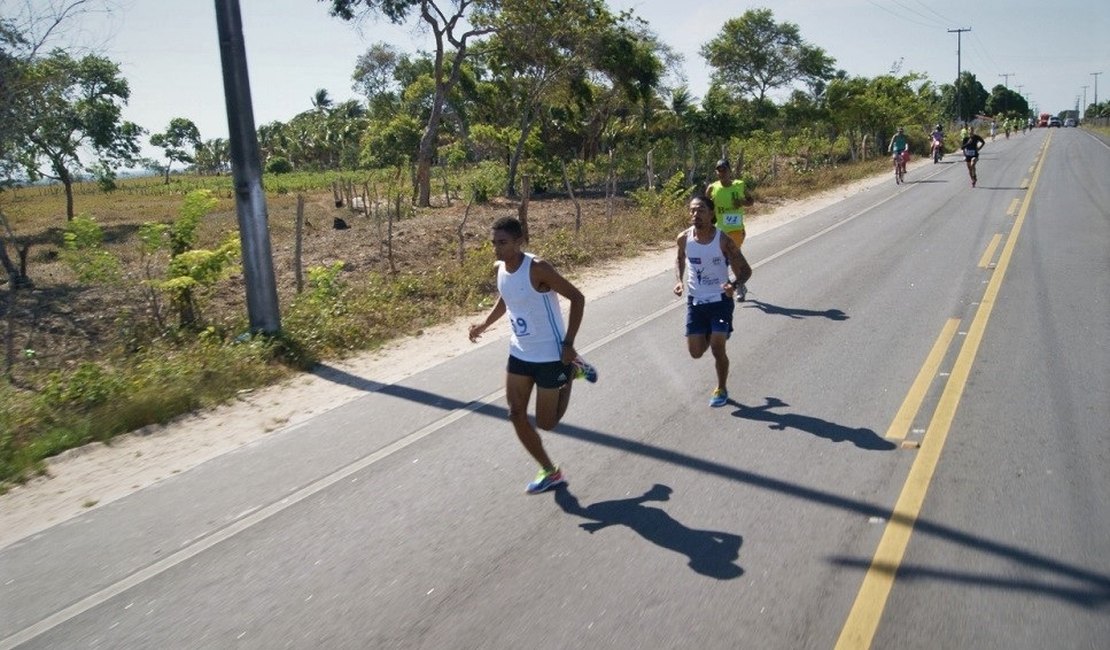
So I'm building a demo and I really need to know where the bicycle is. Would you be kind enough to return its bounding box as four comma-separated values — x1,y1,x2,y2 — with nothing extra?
892,150,907,184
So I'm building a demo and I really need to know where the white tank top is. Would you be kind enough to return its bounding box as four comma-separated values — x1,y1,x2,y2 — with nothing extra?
496,253,565,362
684,228,730,303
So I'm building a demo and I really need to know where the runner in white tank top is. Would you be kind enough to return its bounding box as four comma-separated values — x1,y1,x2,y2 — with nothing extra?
469,217,598,494
683,227,731,304
497,252,565,363
674,195,752,408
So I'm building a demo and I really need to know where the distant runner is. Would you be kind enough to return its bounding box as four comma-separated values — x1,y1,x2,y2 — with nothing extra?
674,194,753,408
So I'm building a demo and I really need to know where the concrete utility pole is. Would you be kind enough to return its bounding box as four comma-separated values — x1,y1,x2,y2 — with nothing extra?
1092,72,1102,107
999,72,1014,89
949,28,971,122
215,0,281,334
1082,85,1088,116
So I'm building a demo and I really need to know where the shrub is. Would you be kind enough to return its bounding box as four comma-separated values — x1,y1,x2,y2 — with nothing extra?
61,215,122,284
39,362,125,409
465,160,507,204
266,157,293,174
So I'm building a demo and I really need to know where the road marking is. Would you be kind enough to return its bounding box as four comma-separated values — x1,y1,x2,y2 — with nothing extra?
977,234,1002,268
883,318,960,442
835,132,1050,650
1082,130,1110,151
1020,178,1030,189
1006,198,1020,216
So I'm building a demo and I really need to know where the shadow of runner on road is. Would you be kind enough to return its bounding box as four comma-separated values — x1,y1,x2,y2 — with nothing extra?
743,299,848,321
731,397,896,451
553,484,744,580
314,363,474,410
310,364,1109,602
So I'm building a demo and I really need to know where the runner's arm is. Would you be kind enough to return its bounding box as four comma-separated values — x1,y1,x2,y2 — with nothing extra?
721,235,752,288
469,296,506,342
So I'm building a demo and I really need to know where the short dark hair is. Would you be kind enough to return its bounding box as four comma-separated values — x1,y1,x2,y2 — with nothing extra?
491,216,523,238
690,193,715,212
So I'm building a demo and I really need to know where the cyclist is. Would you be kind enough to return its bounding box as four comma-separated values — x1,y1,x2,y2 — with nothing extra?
930,124,945,163
888,127,909,183
961,126,986,188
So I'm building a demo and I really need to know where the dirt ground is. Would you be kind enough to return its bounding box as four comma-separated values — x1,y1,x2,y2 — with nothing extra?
0,167,902,549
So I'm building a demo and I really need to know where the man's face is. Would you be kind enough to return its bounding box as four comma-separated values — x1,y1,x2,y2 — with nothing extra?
715,166,731,182
689,199,713,229
490,229,522,262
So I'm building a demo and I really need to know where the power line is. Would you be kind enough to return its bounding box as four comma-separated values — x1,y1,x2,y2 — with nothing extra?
968,32,1000,72
889,0,947,29
999,73,1014,89
866,0,939,29
910,0,955,26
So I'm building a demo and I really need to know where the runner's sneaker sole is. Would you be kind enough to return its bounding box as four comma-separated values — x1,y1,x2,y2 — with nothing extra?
526,469,566,494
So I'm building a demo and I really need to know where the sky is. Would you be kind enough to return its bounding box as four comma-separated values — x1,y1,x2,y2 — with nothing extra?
12,0,1108,161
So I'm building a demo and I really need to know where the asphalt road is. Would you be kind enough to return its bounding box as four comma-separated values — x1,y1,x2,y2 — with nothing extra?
2,127,1108,649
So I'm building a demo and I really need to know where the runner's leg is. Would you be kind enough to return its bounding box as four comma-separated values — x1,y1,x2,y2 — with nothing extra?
708,332,730,392
534,380,572,430
506,372,555,469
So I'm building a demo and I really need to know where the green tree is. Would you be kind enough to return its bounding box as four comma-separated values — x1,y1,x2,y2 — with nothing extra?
984,85,1029,119
825,73,932,160
352,41,402,116
311,87,333,112
942,71,989,123
361,113,422,169
326,0,497,206
15,50,144,220
701,8,835,109
194,137,230,175
483,0,620,195
1,19,29,185
149,117,201,184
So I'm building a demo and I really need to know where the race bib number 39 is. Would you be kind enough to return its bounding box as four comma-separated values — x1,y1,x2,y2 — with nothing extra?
511,316,531,337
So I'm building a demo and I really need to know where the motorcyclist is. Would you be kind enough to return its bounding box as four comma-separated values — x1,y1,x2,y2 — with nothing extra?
930,124,945,162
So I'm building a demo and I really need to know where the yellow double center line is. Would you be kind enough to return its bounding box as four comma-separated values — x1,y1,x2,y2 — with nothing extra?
835,134,1052,648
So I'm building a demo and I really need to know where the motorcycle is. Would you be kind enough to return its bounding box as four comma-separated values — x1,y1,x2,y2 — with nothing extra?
931,137,944,164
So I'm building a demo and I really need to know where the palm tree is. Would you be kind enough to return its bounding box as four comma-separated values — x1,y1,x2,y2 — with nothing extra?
311,88,333,112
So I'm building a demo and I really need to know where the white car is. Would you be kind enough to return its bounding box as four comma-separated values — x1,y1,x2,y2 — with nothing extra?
1064,118,1077,127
